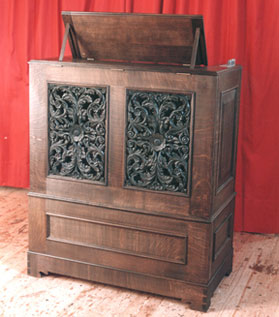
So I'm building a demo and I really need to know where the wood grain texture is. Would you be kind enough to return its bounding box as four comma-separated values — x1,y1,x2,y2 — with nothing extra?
29,62,225,219
217,88,237,189
61,12,207,65
28,55,241,311
212,68,242,214
29,197,211,284
1,188,279,316
47,213,188,264
28,16,241,310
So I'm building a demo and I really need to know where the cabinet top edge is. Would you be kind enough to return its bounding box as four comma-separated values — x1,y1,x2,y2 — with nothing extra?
61,11,204,19
28,59,242,76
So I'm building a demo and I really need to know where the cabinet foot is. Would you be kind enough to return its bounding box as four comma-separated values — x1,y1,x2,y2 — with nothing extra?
27,251,49,278
181,295,211,312
225,262,233,276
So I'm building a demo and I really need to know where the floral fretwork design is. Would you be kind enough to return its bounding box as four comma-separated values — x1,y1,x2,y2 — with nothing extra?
125,90,192,195
48,84,107,183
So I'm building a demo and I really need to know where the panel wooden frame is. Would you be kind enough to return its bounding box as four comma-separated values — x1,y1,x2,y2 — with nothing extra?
216,87,238,193
46,213,188,265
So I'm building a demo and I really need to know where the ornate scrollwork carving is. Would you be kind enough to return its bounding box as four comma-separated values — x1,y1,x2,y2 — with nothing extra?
125,90,192,194
48,84,107,183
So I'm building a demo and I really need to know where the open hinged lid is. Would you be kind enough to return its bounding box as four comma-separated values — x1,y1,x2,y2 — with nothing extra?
60,12,208,68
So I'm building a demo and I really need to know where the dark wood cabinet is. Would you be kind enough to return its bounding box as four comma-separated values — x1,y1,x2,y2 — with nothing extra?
28,12,241,311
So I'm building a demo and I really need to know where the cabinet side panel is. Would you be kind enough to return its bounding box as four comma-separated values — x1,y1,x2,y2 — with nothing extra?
211,198,234,276
189,75,217,218
28,196,47,253
213,68,241,214
217,88,237,190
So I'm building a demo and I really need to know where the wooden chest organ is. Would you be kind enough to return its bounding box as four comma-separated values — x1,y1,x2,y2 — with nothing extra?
28,12,242,311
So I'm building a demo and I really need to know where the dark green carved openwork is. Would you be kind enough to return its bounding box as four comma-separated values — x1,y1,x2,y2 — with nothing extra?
125,89,192,195
48,84,107,183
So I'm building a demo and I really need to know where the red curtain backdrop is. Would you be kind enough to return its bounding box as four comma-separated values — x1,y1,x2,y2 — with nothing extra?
0,0,279,233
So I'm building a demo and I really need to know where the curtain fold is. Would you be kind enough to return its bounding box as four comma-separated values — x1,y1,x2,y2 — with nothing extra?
0,0,278,233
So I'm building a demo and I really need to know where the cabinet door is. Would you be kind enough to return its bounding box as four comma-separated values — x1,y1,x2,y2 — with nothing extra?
124,88,193,196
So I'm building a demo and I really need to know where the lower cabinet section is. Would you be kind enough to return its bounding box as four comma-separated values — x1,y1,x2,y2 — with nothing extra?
28,195,234,311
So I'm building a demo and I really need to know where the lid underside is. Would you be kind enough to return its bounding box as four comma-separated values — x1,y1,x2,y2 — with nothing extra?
62,12,207,66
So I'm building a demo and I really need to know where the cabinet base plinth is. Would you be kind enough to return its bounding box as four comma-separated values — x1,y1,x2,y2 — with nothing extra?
27,251,232,312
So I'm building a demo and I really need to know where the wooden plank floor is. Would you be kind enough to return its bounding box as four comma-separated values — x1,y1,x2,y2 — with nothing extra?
0,187,278,316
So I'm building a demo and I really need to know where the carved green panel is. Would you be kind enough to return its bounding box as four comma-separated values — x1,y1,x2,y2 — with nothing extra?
125,89,192,195
48,84,107,183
